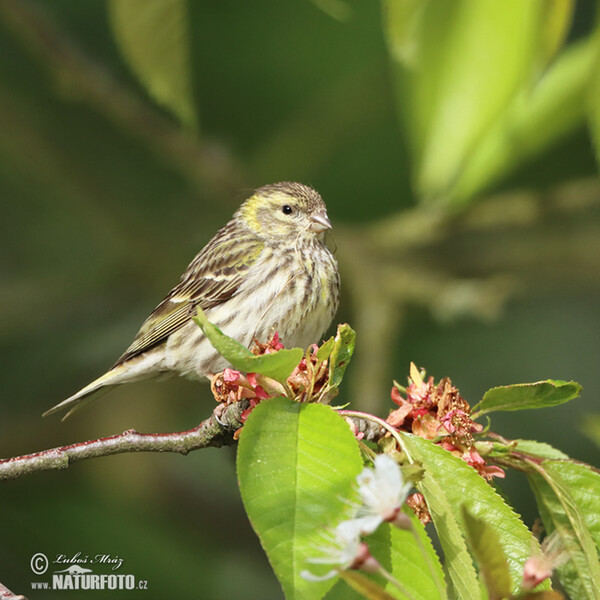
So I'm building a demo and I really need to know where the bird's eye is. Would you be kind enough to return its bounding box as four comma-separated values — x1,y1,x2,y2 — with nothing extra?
282,205,293,215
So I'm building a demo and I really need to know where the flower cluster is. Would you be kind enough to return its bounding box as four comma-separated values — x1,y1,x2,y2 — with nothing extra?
210,368,276,429
250,331,286,355
302,454,412,582
387,363,504,481
286,343,331,403
210,333,333,430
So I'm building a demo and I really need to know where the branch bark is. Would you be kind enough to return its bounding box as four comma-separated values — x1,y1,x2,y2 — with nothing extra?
337,177,600,410
0,401,384,481
0,581,27,600
0,400,249,481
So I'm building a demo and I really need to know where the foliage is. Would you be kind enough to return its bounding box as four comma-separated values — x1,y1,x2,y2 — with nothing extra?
194,307,304,383
201,320,600,600
103,0,599,206
237,398,363,600
381,0,596,205
1,1,599,599
108,0,197,128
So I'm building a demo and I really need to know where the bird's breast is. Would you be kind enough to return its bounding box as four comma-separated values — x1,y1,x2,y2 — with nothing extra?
165,240,339,379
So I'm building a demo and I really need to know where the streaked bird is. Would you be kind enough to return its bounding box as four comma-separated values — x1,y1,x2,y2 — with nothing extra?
45,182,340,419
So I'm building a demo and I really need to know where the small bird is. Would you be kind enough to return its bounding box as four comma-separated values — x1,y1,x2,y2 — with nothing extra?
44,182,340,419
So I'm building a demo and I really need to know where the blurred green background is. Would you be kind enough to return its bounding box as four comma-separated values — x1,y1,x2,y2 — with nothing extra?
1,0,599,597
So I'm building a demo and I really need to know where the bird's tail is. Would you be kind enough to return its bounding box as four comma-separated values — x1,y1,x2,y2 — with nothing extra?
45,351,166,420
43,370,121,420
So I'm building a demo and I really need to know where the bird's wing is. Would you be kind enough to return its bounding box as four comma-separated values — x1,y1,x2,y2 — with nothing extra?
113,237,265,366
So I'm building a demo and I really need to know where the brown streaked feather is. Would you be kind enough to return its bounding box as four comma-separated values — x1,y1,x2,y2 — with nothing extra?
113,227,265,366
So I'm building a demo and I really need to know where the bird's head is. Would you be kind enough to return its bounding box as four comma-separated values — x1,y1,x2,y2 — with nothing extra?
238,182,332,242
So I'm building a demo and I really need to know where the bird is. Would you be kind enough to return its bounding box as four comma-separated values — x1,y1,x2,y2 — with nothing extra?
44,182,340,419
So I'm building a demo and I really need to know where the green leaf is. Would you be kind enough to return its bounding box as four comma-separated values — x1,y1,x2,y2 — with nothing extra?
582,414,600,448
554,461,600,554
473,380,581,417
328,324,356,389
533,0,574,74
399,434,543,597
397,439,480,600
450,38,595,203
381,0,428,67
386,0,545,202
316,336,336,362
462,507,512,600
380,514,447,600
527,460,600,600
237,398,363,600
589,23,600,169
193,307,303,383
108,0,197,128
336,571,398,600
327,514,447,600
512,440,569,461
309,0,352,22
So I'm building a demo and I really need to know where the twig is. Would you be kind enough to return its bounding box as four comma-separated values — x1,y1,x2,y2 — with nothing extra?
0,400,249,481
0,581,27,600
340,411,387,442
0,402,386,481
336,177,600,410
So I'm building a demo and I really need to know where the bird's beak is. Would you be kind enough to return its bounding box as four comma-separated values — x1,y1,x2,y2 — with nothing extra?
310,211,332,233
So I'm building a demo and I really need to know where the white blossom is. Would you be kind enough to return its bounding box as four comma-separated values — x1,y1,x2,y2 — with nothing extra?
353,454,412,535
301,520,364,581
302,454,411,583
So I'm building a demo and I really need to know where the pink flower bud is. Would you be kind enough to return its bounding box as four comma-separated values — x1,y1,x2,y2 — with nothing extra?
223,368,241,383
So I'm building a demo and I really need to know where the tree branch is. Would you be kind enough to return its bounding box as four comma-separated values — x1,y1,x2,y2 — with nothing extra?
0,581,27,600
0,401,384,481
337,177,600,410
0,400,249,481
